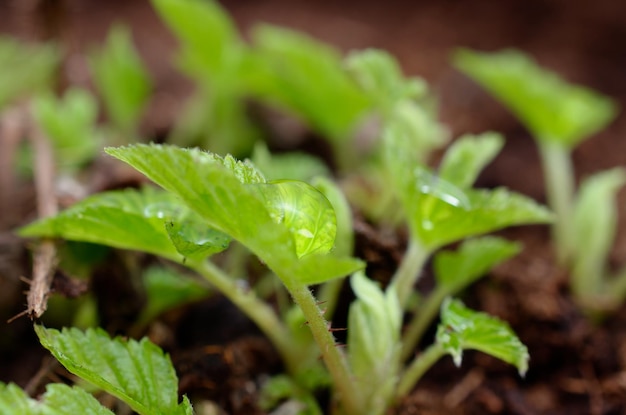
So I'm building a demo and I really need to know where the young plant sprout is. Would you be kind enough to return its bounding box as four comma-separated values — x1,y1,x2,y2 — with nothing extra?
454,49,625,313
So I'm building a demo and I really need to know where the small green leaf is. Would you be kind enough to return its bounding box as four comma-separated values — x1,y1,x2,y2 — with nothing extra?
32,88,100,171
90,25,152,135
0,37,59,109
166,215,231,261
35,326,193,415
434,237,521,289
345,48,428,112
347,272,401,414
438,132,504,189
571,168,626,296
255,180,336,258
138,266,210,325
404,167,553,249
453,49,617,148
436,298,529,376
250,24,370,141
0,382,114,415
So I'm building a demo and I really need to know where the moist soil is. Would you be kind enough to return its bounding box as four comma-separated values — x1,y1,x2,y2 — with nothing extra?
2,1,626,414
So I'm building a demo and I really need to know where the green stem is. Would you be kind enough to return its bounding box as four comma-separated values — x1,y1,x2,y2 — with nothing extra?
538,141,575,264
288,283,364,415
400,285,448,361
396,343,446,399
390,239,431,309
188,260,300,374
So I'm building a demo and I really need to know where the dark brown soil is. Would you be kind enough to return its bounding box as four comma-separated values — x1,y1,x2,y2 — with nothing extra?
2,1,626,414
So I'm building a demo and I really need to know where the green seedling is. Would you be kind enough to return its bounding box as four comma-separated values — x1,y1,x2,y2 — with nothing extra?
0,37,58,110
0,326,191,415
151,0,259,155
90,25,152,140
454,49,625,312
22,141,550,414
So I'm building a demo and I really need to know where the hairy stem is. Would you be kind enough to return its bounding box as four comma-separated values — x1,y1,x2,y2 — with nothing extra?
538,141,575,264
189,260,301,374
288,283,364,415
390,239,431,309
396,343,446,399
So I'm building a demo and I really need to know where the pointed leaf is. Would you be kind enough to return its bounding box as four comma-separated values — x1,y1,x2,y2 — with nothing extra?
438,132,504,189
436,298,528,376
35,326,192,415
405,167,553,249
434,237,520,289
0,382,114,415
90,25,152,134
454,49,617,148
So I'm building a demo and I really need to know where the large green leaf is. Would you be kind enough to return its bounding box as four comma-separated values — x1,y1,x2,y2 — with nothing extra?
438,132,504,189
0,382,114,415
453,49,617,148
106,144,363,285
90,25,152,134
19,187,230,262
35,326,192,415
436,298,529,376
249,24,370,141
404,167,553,249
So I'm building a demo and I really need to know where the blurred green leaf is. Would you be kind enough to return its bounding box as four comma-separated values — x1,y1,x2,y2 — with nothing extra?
0,37,58,109
32,88,100,171
251,142,330,182
438,132,504,189
249,24,370,141
35,326,192,415
454,49,617,148
90,25,152,135
436,298,529,376
434,237,520,289
0,382,114,415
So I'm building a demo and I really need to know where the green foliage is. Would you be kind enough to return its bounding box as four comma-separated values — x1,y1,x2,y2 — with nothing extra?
0,382,114,415
0,36,59,109
32,88,100,171
251,142,330,182
90,25,152,136
249,25,370,142
437,298,529,376
35,326,192,415
453,48,616,147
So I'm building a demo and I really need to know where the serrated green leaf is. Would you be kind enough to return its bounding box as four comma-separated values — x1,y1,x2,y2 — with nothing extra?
0,36,59,109
90,25,152,135
345,48,427,112
438,132,504,189
32,88,100,171
138,266,210,325
106,144,363,285
453,49,617,148
254,180,336,258
35,326,192,415
404,167,553,249
571,168,626,296
436,298,528,376
249,24,370,141
434,237,520,289
0,382,114,415
19,187,229,262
